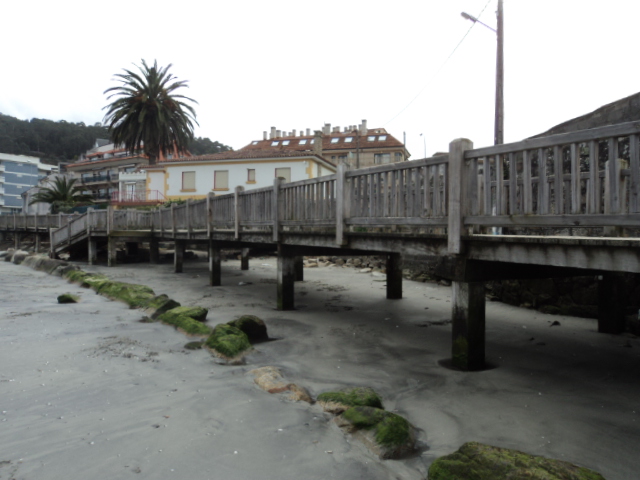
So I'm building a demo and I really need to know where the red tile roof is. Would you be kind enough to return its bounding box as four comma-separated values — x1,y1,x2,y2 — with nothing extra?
239,128,406,153
143,150,333,169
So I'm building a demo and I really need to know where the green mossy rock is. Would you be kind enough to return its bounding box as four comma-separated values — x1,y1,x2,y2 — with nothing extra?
95,281,155,308
158,312,211,336
317,387,384,411
337,406,415,459
57,293,80,304
144,295,181,320
428,442,607,480
342,406,410,447
205,323,251,359
64,270,110,291
227,315,268,341
160,306,208,323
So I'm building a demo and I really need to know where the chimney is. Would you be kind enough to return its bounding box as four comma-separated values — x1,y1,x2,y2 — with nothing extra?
270,127,276,139
263,131,267,140
344,126,348,133
276,129,281,138
306,128,311,136
292,129,296,137
333,126,340,134
323,123,331,135
313,130,323,156
361,119,368,135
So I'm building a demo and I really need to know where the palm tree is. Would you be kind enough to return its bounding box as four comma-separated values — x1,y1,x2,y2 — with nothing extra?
102,59,198,166
29,177,94,213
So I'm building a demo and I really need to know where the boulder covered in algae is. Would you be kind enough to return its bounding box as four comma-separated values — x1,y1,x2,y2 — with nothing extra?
335,406,416,459
227,315,268,341
317,386,383,413
428,442,607,480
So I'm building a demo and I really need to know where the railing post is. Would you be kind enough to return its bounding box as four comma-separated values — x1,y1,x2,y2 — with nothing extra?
604,155,628,236
335,162,350,246
448,138,474,254
272,178,281,242
234,186,244,240
171,203,176,238
186,199,192,239
107,206,113,235
206,192,213,238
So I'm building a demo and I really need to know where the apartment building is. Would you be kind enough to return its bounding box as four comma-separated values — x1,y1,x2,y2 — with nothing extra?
239,120,410,168
0,153,54,214
65,140,187,202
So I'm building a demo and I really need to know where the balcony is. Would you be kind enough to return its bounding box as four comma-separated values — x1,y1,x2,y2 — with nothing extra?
81,174,119,184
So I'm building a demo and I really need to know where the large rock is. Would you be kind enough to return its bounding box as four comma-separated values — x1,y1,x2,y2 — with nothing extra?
11,250,29,264
205,324,252,362
158,305,207,323
248,366,312,403
428,442,606,480
94,281,155,308
317,386,383,413
157,309,211,336
335,406,416,459
227,315,268,341
144,295,181,320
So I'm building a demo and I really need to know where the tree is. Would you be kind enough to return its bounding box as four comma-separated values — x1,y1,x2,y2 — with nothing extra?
102,59,198,166
29,177,94,213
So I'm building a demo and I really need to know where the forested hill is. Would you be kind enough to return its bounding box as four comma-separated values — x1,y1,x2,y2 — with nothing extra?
0,113,231,165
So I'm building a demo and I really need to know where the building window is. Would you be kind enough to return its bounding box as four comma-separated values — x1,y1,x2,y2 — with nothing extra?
374,153,391,165
275,167,291,183
367,136,376,142
299,139,308,145
182,171,196,191
271,141,279,146
252,141,259,145
338,155,347,162
214,170,229,190
345,137,353,143
247,169,256,183
378,135,387,141
331,138,340,144
282,140,290,146
395,152,403,162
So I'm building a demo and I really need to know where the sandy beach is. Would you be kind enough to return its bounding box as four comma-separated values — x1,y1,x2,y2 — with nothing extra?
1,254,639,479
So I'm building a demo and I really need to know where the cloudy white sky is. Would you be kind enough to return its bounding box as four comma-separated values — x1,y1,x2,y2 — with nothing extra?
2,0,639,159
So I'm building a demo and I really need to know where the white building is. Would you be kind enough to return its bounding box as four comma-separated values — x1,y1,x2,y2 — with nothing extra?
144,150,335,201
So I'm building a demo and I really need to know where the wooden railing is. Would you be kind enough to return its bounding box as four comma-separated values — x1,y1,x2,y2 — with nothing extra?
462,121,640,228
0,213,72,230
8,121,640,254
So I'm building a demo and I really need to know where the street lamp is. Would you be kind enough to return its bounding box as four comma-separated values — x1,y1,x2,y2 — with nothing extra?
461,0,504,145
420,133,426,158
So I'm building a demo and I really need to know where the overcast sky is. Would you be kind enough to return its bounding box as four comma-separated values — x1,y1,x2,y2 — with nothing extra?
2,0,639,160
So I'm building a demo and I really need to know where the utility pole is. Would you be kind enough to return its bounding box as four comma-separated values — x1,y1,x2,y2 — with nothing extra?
495,0,504,145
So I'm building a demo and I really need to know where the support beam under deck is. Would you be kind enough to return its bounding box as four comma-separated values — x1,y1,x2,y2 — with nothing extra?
277,245,296,310
451,281,486,371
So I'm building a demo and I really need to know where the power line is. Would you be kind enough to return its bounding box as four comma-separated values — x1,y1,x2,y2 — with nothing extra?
383,0,493,127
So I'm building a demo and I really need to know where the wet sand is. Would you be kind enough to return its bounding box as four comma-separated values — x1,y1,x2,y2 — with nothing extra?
1,255,639,479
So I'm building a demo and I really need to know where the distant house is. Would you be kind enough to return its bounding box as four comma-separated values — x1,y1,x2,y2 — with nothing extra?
0,153,55,214
65,140,189,203
241,120,410,168
144,150,335,201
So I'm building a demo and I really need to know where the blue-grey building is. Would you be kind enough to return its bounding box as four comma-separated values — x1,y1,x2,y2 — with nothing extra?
0,153,53,214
